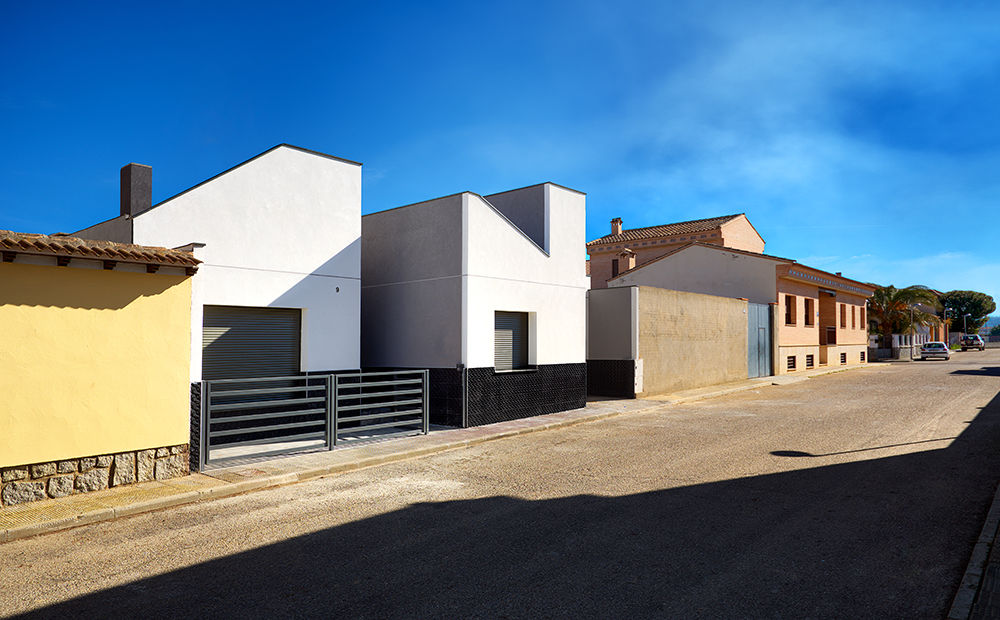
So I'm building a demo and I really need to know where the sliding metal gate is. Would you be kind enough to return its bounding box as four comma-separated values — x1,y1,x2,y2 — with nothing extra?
200,370,429,468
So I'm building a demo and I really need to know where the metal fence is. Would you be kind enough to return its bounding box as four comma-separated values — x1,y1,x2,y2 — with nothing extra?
200,370,429,468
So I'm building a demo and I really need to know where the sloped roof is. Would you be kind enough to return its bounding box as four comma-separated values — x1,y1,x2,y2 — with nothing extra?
586,214,743,247
611,241,793,281
0,230,200,268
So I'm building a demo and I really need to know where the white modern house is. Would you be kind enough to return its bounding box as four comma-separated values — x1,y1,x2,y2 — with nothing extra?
75,144,362,383
361,183,588,427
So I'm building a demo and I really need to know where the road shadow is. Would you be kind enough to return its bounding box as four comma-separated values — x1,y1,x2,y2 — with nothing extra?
952,367,1000,377
15,392,1000,619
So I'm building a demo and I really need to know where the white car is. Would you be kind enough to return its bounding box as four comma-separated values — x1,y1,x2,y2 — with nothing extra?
920,341,951,361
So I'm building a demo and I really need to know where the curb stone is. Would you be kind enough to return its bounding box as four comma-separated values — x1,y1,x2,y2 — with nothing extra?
949,481,1000,619
0,368,868,543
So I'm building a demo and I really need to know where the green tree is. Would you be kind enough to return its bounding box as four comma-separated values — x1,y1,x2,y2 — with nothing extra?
867,285,941,347
990,324,1000,337
940,290,996,333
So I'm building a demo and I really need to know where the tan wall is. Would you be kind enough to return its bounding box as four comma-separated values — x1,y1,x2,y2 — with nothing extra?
777,280,819,347
720,216,765,253
836,293,870,346
635,286,747,396
0,262,192,467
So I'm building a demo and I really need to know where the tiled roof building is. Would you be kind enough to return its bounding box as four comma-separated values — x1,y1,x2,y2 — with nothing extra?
585,213,764,289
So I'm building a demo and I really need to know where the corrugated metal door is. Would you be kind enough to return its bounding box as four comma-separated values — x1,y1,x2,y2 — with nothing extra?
747,303,772,378
202,306,301,380
495,311,528,371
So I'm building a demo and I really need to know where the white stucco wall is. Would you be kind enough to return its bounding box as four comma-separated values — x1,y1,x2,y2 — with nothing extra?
608,245,783,305
361,183,587,371
464,185,588,368
131,145,362,380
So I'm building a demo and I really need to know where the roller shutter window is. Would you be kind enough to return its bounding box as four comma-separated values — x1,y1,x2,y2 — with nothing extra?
495,311,528,371
202,306,301,380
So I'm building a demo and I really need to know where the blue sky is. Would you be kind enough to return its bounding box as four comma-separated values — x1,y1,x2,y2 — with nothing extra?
2,1,998,309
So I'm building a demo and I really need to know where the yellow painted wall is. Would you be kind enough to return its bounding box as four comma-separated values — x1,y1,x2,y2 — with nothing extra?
0,263,191,467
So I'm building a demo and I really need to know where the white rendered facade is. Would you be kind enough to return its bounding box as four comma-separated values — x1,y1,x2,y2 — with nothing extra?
77,145,362,381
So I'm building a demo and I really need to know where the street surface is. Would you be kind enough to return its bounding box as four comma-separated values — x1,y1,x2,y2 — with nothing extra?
4,350,1000,618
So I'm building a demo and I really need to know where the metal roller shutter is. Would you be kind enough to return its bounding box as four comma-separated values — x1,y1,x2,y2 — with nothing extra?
495,311,528,371
202,306,301,380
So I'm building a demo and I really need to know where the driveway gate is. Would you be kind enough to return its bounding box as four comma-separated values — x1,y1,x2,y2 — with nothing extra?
200,370,429,468
747,302,773,378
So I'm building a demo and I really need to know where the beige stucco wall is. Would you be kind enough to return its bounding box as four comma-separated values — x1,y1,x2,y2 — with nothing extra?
635,286,748,396
719,215,765,253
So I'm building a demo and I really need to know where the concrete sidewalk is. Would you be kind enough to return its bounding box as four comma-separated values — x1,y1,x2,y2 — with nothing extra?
0,363,877,543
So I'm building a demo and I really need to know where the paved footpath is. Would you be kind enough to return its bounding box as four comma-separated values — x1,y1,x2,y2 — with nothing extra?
0,365,857,544
4,357,1000,618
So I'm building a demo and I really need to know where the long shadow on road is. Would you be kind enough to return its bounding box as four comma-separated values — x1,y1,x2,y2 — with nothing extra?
16,389,1000,619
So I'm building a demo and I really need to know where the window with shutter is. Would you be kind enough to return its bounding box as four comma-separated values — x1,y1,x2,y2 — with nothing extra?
494,311,528,371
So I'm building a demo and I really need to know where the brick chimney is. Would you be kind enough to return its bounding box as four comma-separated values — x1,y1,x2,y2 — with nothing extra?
121,163,152,217
611,217,623,235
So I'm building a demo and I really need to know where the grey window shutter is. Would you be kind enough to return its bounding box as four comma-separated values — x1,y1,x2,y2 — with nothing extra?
202,306,301,380
495,311,528,371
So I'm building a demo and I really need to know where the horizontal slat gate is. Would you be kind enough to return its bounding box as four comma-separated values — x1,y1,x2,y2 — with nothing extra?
200,370,430,467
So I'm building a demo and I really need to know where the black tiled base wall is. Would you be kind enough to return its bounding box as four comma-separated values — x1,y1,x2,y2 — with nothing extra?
189,382,201,472
466,363,587,427
428,368,465,428
586,359,636,398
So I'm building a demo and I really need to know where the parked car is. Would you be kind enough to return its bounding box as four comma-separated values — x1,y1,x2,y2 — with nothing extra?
961,334,986,351
920,341,951,361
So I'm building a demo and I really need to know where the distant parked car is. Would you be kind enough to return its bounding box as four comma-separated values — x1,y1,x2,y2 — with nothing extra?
920,341,951,361
961,334,986,351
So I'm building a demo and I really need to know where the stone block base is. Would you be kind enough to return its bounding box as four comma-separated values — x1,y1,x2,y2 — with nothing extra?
0,444,189,508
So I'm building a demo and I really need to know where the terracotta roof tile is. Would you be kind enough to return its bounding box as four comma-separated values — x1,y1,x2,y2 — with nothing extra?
586,214,743,247
0,230,200,269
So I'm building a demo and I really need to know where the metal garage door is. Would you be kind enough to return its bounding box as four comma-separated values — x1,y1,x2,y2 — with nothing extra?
747,302,772,378
495,311,528,371
202,306,301,380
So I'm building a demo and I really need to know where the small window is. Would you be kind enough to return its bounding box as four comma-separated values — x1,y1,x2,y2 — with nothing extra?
787,355,797,371
840,304,847,328
495,312,529,371
840,352,847,365
861,307,866,324
785,295,797,325
860,351,866,362
611,259,619,278
804,299,815,326
806,354,815,368
852,306,856,329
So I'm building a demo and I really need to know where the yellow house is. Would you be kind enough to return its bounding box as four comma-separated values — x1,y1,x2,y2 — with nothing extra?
0,231,199,507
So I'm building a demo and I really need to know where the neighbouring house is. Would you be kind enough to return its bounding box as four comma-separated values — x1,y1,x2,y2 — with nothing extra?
74,144,362,467
608,242,876,375
0,231,199,507
588,286,751,397
362,183,588,427
586,213,764,289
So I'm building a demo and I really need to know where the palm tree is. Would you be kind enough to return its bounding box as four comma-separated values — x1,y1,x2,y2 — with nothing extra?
868,285,941,347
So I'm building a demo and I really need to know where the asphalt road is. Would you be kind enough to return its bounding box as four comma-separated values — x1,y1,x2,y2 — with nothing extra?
4,350,1000,619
